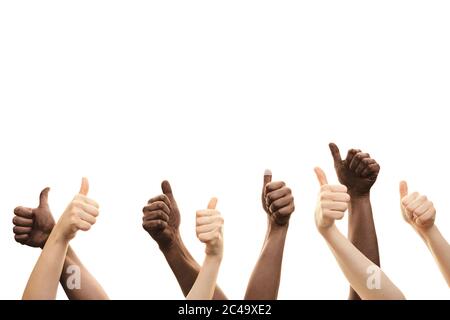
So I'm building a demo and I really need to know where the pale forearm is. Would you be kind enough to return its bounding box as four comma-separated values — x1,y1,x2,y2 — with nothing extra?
187,255,222,300
321,225,404,300
162,239,227,300
23,232,69,300
245,225,288,300
419,225,450,287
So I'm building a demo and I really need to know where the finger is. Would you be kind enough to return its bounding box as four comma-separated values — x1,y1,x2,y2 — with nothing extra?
329,143,342,166
415,201,433,216
321,192,351,202
143,210,169,222
270,195,294,212
399,181,409,200
13,206,33,219
198,230,220,242
314,167,328,186
407,195,428,211
74,194,99,208
12,216,33,227
324,210,345,220
147,194,170,208
349,152,370,170
345,149,360,165
320,184,348,193
263,169,272,191
416,208,436,226
73,200,99,217
161,180,176,205
76,219,92,231
196,223,221,234
38,187,50,208
355,158,375,176
196,215,218,226
322,201,348,212
208,197,218,210
143,201,170,215
13,226,32,235
267,187,291,202
265,181,286,193
15,234,29,243
143,220,168,231
277,203,295,215
79,177,89,196
402,192,419,207
361,161,379,177
196,209,220,217
78,210,97,225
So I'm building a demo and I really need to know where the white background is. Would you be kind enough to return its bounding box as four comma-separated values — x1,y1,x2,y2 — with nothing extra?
0,1,449,300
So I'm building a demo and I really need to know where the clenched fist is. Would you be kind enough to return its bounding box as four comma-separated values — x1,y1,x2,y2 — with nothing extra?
399,181,436,229
262,169,295,226
196,198,224,257
329,143,380,197
13,187,55,248
314,167,350,229
53,178,100,241
143,180,181,250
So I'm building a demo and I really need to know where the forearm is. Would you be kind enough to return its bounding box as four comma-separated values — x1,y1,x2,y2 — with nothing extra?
23,232,69,300
321,225,404,300
162,237,227,300
59,246,109,300
419,225,450,287
348,194,380,299
187,255,222,300
244,224,288,300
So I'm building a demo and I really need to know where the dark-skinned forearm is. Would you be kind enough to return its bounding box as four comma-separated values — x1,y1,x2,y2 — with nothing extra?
244,224,288,300
348,194,380,300
162,236,227,300
59,246,109,300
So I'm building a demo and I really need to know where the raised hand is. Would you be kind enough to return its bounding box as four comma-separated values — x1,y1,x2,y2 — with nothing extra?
142,180,181,250
53,177,99,241
400,181,436,230
196,198,224,257
261,169,295,226
329,143,380,197
314,167,350,230
13,187,55,248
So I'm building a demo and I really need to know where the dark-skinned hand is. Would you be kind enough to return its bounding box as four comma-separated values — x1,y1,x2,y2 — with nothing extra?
261,169,295,226
329,143,380,197
13,187,56,249
143,180,181,250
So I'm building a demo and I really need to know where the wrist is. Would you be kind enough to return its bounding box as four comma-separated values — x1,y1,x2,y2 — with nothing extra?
267,221,289,235
318,223,338,238
416,224,437,240
348,191,370,200
46,226,70,247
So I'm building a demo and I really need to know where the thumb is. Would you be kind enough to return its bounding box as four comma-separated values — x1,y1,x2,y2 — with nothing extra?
38,187,50,208
329,143,342,165
263,169,272,188
399,181,408,200
161,180,175,203
314,167,328,186
207,197,218,210
79,177,89,196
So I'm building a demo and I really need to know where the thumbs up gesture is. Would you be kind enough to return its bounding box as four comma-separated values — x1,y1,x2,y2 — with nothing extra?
53,178,100,241
13,187,56,248
196,198,224,258
261,170,295,226
142,180,181,250
314,167,350,230
399,181,436,229
329,143,380,197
